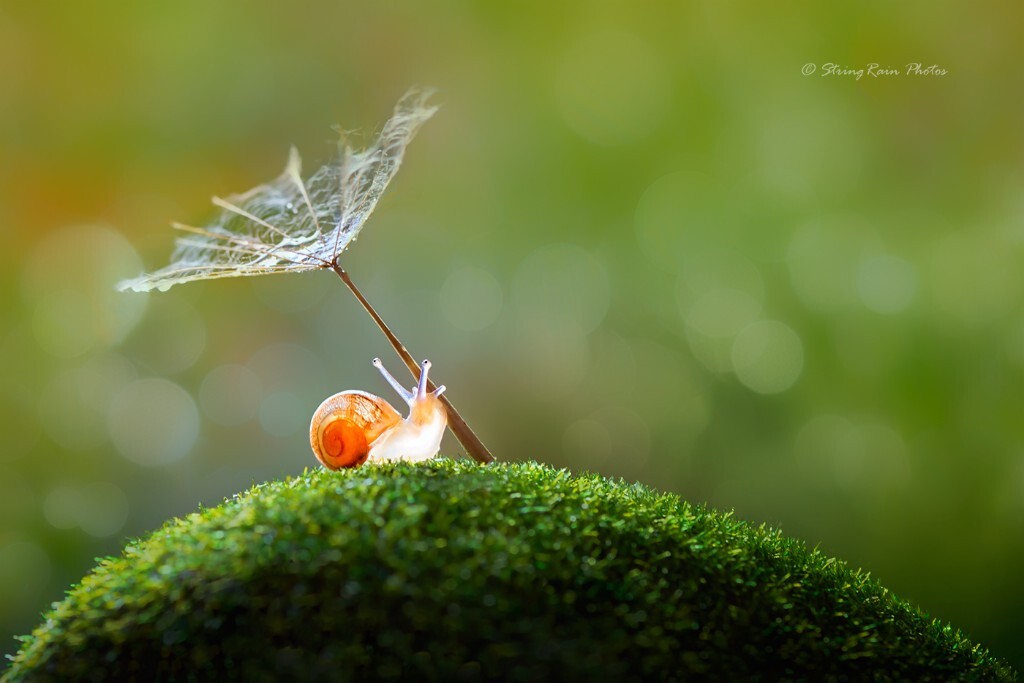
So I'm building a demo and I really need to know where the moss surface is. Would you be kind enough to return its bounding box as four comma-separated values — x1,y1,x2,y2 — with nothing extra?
3,460,1015,682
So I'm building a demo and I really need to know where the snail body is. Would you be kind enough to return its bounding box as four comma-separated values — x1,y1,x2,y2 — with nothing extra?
310,358,447,469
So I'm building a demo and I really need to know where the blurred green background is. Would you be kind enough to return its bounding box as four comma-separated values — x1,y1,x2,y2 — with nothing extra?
2,0,1022,669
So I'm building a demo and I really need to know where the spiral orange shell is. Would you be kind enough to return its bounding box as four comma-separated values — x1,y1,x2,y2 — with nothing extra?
309,391,402,469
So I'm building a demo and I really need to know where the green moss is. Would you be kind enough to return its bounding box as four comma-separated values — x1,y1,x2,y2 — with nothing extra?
3,460,1015,682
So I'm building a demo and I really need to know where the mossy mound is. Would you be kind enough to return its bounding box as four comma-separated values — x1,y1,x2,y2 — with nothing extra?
4,460,1014,682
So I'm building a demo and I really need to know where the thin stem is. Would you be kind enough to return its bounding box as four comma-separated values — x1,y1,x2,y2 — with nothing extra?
330,262,496,464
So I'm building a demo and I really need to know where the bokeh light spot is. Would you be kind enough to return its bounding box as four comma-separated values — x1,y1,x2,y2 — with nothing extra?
753,98,864,202
685,288,763,338
731,320,804,394
684,329,736,374
44,482,130,537
79,482,131,537
676,248,765,307
22,226,146,358
38,355,138,453
857,253,917,314
674,248,767,375
108,378,199,466
43,484,82,530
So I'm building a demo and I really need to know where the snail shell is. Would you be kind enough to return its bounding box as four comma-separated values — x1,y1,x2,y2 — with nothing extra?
309,358,447,469
309,390,402,469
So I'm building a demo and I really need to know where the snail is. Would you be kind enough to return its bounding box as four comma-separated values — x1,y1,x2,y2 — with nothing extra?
309,358,448,468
